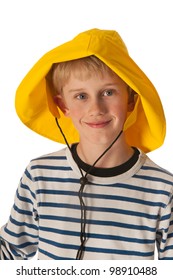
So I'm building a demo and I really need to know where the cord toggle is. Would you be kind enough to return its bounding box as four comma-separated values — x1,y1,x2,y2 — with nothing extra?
80,176,88,186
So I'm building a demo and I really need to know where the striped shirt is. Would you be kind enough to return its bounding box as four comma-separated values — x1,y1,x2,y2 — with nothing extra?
0,146,173,260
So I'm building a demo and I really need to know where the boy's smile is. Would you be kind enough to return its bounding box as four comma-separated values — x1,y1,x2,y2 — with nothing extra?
58,71,132,147
84,119,112,129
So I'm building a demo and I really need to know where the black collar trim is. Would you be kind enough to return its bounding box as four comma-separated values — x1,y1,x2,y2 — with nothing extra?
71,144,140,177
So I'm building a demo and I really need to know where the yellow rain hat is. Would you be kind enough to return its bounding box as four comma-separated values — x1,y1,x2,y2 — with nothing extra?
15,28,166,153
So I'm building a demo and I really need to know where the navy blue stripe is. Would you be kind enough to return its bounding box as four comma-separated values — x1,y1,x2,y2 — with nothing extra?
16,189,33,205
21,183,36,200
40,226,154,244
27,251,37,258
31,165,72,171
36,179,170,196
38,202,158,220
24,168,33,181
4,227,38,239
37,189,165,207
160,234,173,244
32,156,67,161
11,241,38,249
92,182,170,196
39,237,78,250
83,192,165,207
168,232,173,239
141,165,173,176
159,257,173,260
40,226,79,237
34,178,171,198
39,237,154,258
39,248,74,260
85,245,154,257
10,247,24,258
111,182,169,196
160,245,173,253
2,231,38,250
40,215,156,232
160,213,171,221
34,177,79,183
9,216,38,230
133,174,173,186
13,204,32,216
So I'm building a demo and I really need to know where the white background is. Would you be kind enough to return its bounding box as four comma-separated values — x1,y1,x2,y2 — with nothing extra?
0,0,173,232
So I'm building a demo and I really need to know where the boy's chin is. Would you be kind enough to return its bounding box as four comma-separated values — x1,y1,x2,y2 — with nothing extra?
83,135,118,147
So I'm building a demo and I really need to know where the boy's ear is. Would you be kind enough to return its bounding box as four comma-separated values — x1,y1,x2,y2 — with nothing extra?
127,88,136,112
53,95,70,116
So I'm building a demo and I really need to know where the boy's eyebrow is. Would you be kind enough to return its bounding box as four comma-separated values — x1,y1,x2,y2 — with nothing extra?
68,88,86,93
68,83,121,93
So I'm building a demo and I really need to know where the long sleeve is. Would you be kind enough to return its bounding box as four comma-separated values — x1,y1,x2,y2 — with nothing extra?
156,188,173,260
0,166,39,259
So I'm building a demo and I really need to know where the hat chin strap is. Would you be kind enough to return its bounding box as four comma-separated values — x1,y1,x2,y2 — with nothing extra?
55,117,123,259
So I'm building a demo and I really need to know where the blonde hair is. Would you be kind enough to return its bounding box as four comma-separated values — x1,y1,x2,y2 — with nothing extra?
50,55,116,94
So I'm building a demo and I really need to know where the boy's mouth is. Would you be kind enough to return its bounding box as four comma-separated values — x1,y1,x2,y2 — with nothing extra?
85,120,112,128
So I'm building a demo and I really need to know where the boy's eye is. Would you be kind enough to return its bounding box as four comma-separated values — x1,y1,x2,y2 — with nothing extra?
76,93,86,100
103,89,113,96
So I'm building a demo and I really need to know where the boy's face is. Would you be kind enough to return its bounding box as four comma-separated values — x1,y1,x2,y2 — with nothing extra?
57,72,133,146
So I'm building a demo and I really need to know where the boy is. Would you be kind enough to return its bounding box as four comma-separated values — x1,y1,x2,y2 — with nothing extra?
0,28,173,260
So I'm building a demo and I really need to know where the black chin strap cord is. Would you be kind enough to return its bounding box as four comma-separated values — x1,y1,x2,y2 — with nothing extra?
55,117,123,260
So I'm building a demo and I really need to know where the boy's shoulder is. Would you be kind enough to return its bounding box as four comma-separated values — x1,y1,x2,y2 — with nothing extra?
30,147,68,164
144,153,173,182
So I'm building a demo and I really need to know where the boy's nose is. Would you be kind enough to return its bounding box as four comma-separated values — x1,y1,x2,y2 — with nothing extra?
88,99,106,116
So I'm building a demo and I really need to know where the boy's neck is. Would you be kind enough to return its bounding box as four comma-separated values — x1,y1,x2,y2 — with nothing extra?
76,134,134,169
